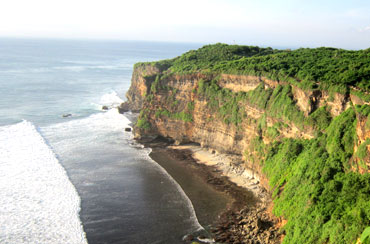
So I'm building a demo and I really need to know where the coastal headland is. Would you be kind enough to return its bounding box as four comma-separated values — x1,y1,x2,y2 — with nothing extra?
122,44,370,244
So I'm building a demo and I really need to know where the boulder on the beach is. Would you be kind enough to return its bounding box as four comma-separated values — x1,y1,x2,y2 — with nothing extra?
102,106,109,110
62,113,72,118
125,127,132,132
118,102,130,113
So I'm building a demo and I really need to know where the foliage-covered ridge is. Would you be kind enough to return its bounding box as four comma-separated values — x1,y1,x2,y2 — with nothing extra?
130,43,370,244
137,43,370,94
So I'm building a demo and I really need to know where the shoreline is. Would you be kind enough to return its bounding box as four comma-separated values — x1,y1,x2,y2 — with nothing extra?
140,137,281,243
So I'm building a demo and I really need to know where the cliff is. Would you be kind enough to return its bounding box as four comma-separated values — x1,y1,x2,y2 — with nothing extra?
123,44,370,244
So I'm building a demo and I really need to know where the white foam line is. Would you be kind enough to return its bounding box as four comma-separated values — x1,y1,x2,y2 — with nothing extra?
0,121,88,244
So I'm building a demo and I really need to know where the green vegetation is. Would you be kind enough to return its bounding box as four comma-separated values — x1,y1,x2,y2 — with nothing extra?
263,85,305,127
143,43,370,93
357,139,370,159
257,113,267,133
356,104,370,118
197,79,306,128
306,106,332,131
197,77,333,132
194,76,369,243
356,139,370,168
136,118,150,129
136,109,151,129
249,136,266,159
266,126,280,139
351,89,370,103
150,75,161,93
262,108,370,244
194,78,369,243
197,78,246,126
155,108,193,122
168,43,279,73
361,227,370,244
187,101,195,111
356,138,370,159
325,109,357,164
145,94,154,103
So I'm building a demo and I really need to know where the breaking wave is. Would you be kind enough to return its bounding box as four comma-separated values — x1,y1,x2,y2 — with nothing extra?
0,121,87,244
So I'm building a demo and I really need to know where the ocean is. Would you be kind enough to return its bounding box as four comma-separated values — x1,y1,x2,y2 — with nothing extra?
0,38,205,243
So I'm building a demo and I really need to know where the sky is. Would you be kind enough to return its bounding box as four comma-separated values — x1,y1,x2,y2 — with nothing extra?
0,0,369,49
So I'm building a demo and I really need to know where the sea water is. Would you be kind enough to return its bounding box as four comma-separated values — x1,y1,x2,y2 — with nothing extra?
0,38,202,243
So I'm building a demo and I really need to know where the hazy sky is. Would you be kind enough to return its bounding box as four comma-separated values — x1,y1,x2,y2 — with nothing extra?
0,0,369,49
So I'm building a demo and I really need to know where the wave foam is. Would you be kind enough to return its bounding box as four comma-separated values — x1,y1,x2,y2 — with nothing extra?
0,121,87,244
99,91,124,107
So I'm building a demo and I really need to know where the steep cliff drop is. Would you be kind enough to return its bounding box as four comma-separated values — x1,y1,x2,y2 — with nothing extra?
121,44,370,244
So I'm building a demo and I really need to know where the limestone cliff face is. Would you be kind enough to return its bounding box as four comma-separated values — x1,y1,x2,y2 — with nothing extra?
126,64,370,184
124,64,161,111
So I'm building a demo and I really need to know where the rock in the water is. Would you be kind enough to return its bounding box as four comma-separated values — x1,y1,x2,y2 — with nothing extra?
62,114,72,118
102,105,109,110
125,127,132,132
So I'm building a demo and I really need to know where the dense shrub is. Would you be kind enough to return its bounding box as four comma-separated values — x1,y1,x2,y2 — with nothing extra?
263,108,370,243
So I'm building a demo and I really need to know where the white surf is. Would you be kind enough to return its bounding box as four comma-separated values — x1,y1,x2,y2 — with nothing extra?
0,121,87,244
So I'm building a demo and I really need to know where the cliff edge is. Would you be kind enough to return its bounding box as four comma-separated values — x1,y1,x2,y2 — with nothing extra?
123,44,370,244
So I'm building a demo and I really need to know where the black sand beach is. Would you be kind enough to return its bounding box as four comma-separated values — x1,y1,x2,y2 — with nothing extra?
143,138,282,243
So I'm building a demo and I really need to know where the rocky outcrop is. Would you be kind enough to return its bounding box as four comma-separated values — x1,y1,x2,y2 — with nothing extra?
212,206,281,244
218,74,277,93
123,64,161,111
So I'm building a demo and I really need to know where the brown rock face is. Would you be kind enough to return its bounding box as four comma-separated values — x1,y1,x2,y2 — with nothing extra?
356,116,370,144
353,113,370,173
125,64,161,111
219,74,264,92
